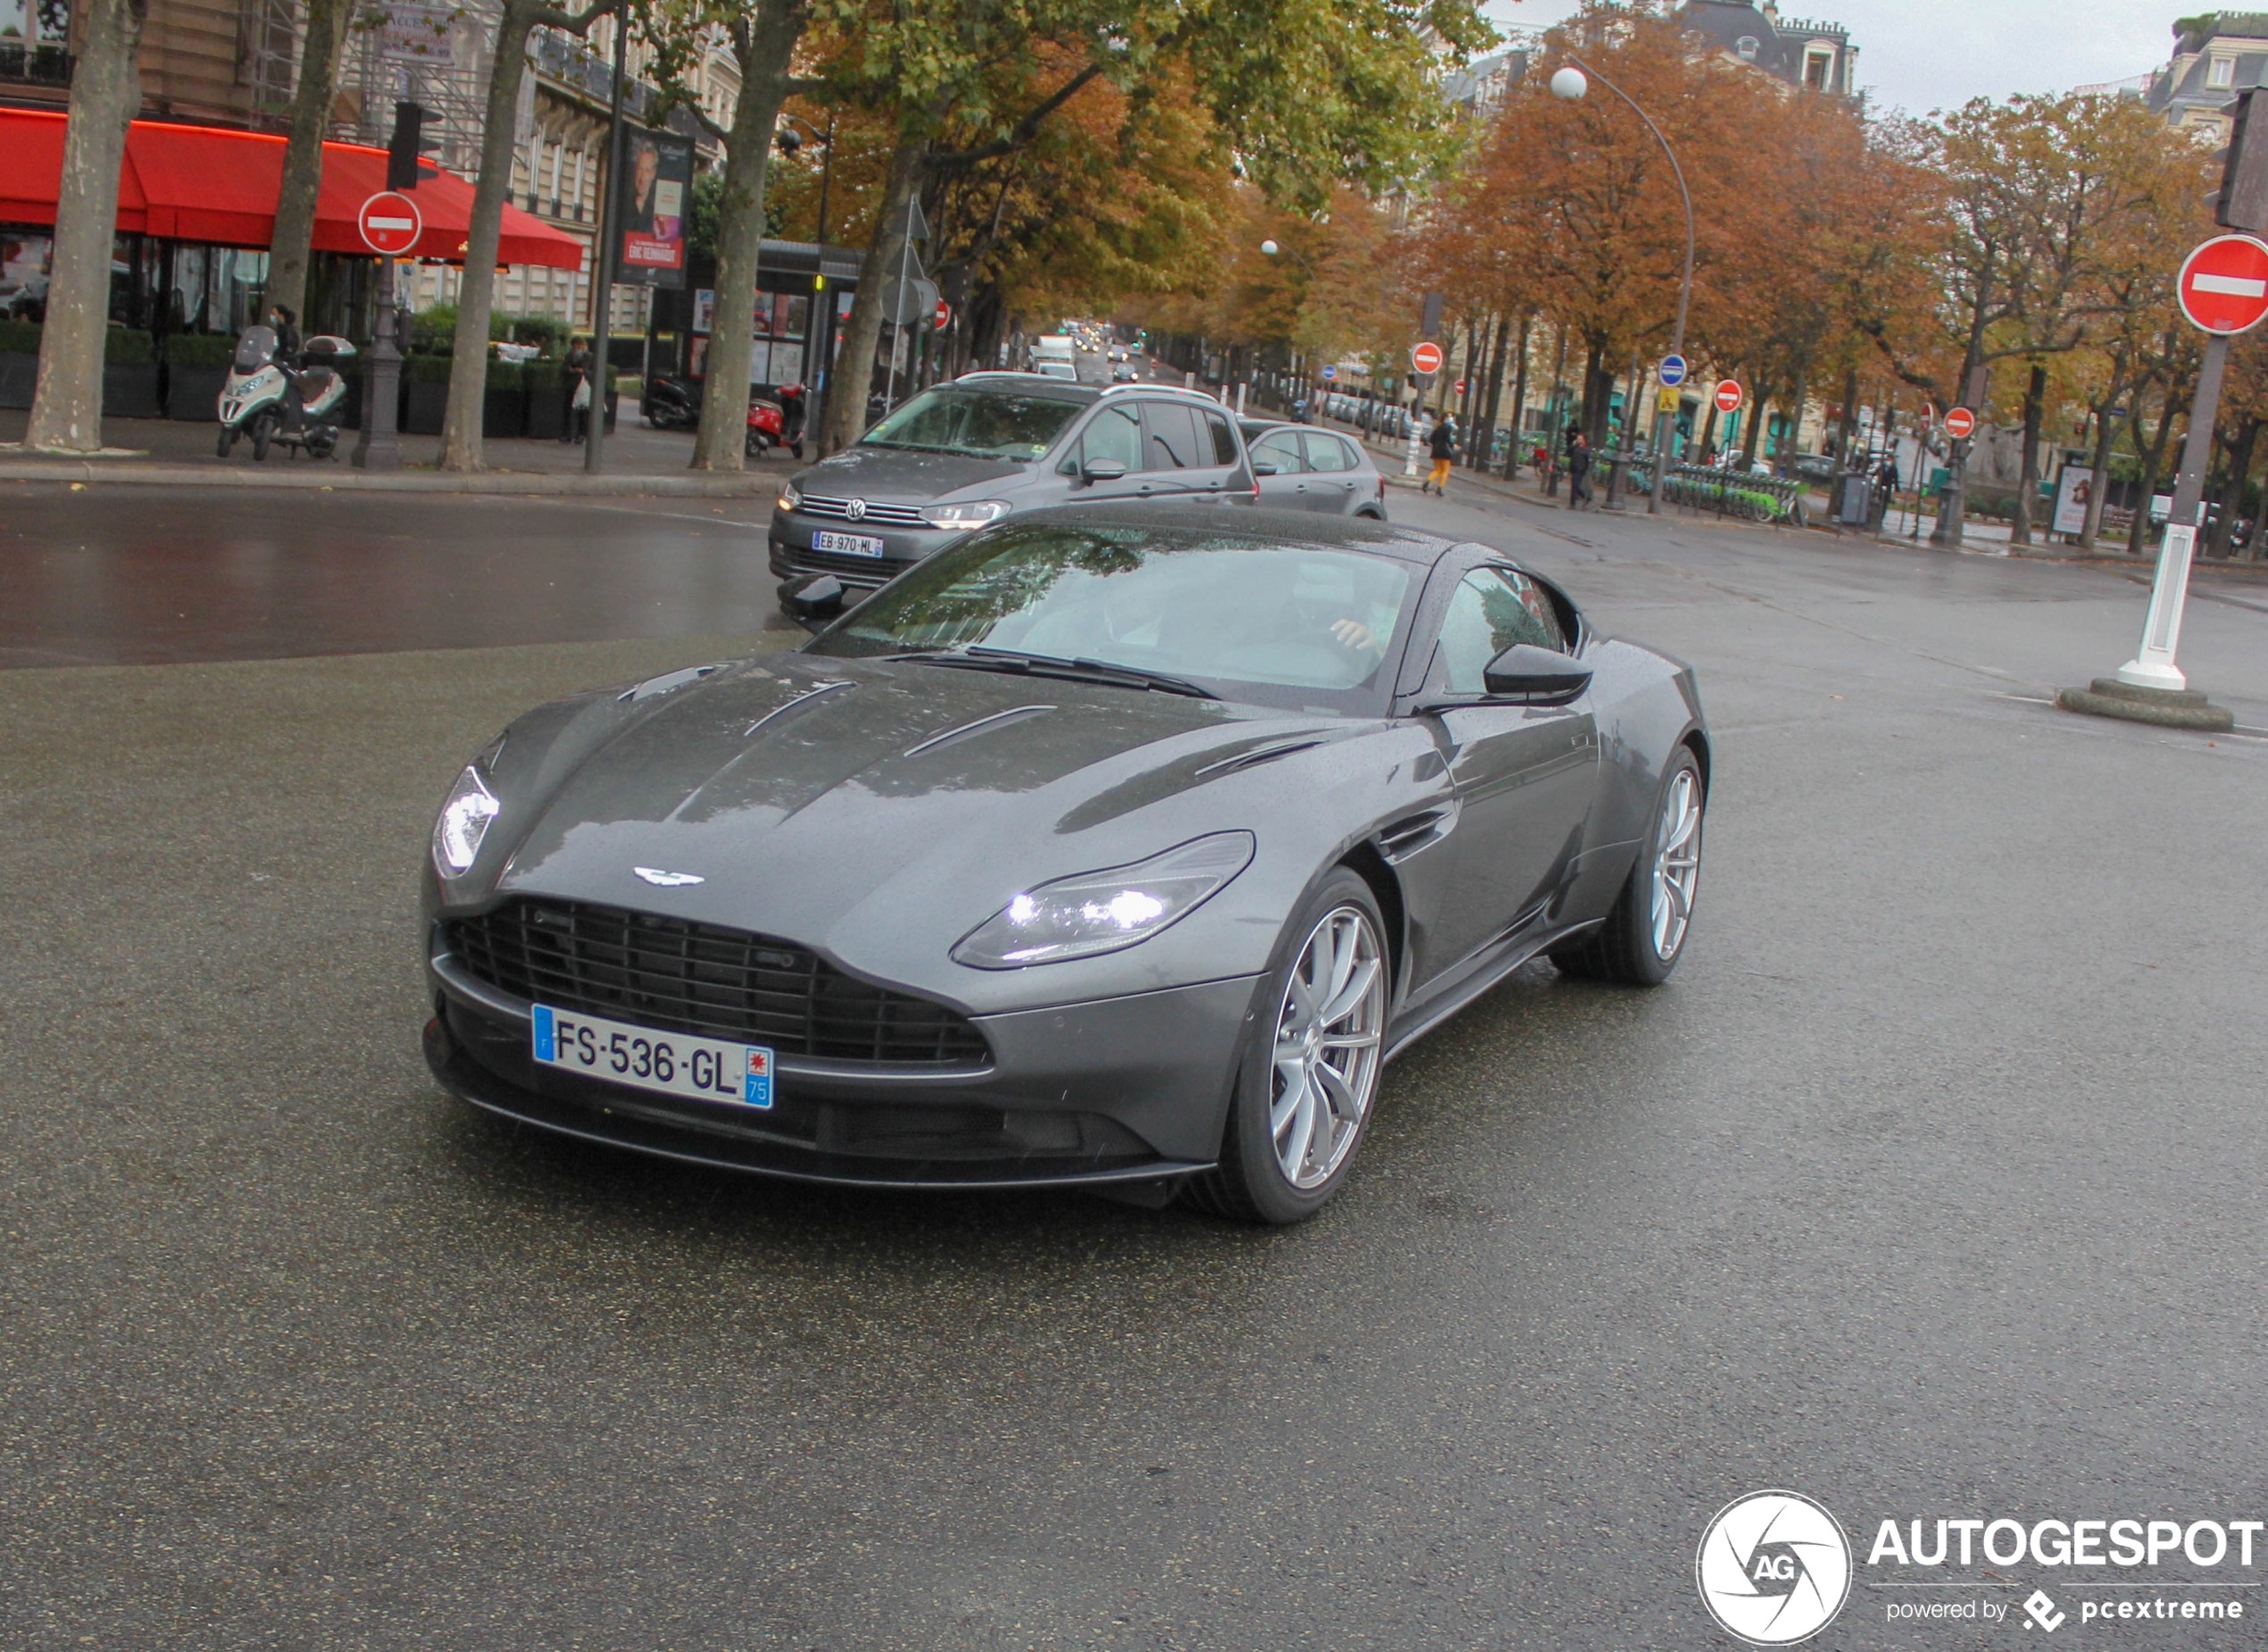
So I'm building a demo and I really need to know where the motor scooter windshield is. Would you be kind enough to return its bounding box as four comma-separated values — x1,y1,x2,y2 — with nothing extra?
234,327,278,372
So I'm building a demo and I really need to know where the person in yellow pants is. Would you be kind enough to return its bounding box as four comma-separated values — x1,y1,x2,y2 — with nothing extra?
1422,414,1458,494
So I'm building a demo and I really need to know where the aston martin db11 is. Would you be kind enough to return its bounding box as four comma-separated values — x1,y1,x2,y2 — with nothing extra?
421,506,1708,1222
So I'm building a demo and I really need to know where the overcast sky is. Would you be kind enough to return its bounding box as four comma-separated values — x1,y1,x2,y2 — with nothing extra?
1488,2,2174,117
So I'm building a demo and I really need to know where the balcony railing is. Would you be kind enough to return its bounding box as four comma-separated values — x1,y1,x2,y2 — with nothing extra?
0,42,74,87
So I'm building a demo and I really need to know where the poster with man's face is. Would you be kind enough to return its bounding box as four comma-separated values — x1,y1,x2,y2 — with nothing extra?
616,129,692,288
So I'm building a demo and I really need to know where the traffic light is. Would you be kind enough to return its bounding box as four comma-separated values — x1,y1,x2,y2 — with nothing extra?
2210,89,2268,233
387,101,440,191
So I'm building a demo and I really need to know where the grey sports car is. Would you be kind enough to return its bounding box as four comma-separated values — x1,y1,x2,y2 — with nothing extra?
421,506,1709,1222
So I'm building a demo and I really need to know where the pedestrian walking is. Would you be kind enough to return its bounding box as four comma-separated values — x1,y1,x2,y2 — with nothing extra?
563,336,594,443
1566,430,1594,510
1422,414,1457,494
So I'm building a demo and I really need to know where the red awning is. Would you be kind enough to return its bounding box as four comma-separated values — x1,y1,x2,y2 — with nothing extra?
0,107,584,270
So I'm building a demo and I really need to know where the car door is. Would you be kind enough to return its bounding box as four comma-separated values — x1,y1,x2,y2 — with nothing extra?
1138,398,1244,503
1301,431,1363,513
1413,563,1600,978
1250,427,1312,510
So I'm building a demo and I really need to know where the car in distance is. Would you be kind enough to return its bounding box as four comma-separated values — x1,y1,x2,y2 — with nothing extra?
769,374,1257,609
1239,421,1388,520
422,508,1711,1223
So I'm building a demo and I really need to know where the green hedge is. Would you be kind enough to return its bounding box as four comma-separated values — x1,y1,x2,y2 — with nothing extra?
0,322,159,360
485,359,522,391
405,352,453,384
162,332,236,367
523,359,563,396
0,317,38,354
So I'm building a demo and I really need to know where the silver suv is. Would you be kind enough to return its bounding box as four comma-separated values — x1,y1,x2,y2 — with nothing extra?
769,374,1257,614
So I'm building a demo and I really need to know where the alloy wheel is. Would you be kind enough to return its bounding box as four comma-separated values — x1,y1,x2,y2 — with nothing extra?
1270,905,1387,1189
1649,767,1703,962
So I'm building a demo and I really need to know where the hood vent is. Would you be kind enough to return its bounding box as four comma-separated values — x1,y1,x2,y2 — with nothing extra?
903,703,1055,758
742,677,855,738
1194,737,1325,780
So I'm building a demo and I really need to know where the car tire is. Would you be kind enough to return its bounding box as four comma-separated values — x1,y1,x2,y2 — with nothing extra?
249,413,276,462
1182,867,1390,1225
1552,744,1704,987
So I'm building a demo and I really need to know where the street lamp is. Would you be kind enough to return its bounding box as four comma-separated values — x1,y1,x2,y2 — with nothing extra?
1553,57,1695,515
775,112,836,246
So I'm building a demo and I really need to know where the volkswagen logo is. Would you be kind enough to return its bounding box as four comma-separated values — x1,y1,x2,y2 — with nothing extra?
846,498,867,521
1696,1490,1852,1645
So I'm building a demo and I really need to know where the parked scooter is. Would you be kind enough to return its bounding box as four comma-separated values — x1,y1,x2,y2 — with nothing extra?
642,373,703,430
217,326,354,461
746,394,787,456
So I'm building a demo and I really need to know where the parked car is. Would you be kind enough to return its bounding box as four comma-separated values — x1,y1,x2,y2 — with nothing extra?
421,507,1710,1221
769,373,1258,613
1238,421,1388,520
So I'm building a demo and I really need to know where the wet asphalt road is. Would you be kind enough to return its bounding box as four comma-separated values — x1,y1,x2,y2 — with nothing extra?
4,477,2267,1650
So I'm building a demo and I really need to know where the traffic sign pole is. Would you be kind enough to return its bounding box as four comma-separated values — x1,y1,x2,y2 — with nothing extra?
2055,234,2246,731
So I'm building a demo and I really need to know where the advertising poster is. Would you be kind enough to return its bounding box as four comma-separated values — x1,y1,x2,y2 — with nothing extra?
2051,464,2094,535
691,288,714,336
615,129,692,288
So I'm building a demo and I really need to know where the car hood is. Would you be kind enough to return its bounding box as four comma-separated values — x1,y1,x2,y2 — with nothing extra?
480,657,1362,1005
793,444,1033,502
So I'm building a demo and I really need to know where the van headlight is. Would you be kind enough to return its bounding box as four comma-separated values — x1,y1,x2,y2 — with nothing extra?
431,763,501,879
953,832,1255,968
776,483,802,513
920,499,1010,531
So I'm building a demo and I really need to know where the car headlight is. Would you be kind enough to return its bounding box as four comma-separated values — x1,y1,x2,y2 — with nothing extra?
776,483,802,513
952,831,1255,969
431,763,501,879
919,499,1010,531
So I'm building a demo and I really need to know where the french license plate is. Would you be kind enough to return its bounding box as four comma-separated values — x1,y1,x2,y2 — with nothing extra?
531,1004,773,1110
811,529,886,557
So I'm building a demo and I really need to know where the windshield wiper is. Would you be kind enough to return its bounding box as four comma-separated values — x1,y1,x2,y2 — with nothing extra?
888,647,1217,699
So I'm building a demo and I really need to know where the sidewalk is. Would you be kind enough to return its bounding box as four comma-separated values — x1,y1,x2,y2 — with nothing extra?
0,410,795,496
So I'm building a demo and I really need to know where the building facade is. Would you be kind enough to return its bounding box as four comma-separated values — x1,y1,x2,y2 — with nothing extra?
2147,13,2268,138
1678,1,1858,97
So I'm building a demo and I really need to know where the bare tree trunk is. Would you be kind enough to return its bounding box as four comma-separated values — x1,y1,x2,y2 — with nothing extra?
2075,369,2127,551
1476,312,1510,471
1739,374,1767,467
2209,415,2257,558
1501,313,1530,479
817,135,927,456
2011,362,2047,546
266,0,352,325
689,0,806,471
440,0,554,471
1834,366,1859,464
26,0,148,453
2128,376,2182,558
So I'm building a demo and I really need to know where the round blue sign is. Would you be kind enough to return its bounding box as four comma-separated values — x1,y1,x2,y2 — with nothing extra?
1321,363,1338,380
1659,354,1688,388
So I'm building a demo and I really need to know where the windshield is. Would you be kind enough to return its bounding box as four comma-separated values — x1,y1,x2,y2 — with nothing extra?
858,387,1083,459
233,326,278,371
806,522,1416,714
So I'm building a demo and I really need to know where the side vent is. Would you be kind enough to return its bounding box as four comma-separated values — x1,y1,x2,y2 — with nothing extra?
1377,805,1454,863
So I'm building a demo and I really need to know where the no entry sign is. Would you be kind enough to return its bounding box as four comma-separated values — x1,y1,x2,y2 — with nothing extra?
1944,405,1977,440
1410,340,1444,375
356,191,423,256
2177,234,2268,334
1714,380,1743,414
933,299,951,331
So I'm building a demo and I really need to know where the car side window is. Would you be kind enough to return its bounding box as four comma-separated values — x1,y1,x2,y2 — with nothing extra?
1205,413,1238,466
1080,403,1143,472
1139,401,1204,471
1253,430,1306,472
1434,567,1566,695
1303,433,1355,472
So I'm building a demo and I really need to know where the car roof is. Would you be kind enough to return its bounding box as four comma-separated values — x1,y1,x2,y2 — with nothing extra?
947,371,1099,404
1005,502,1458,566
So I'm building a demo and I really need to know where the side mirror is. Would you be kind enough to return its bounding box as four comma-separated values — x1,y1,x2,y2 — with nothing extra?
1482,644,1591,704
780,573,849,627
1080,458,1127,485
1250,462,1278,477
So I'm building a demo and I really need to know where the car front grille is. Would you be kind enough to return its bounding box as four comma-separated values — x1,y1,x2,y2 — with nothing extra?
442,898,990,1066
787,546,903,581
797,494,930,528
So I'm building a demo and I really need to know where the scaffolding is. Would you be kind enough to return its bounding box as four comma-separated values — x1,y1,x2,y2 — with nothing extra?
238,0,504,165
